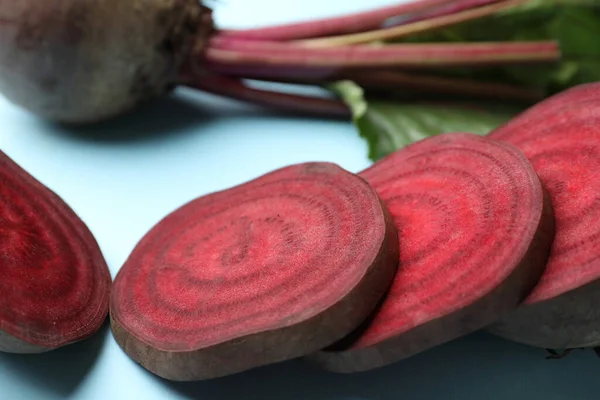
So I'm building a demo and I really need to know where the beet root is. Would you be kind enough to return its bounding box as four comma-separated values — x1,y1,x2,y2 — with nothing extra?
486,82,600,349
306,133,554,373
109,162,399,381
0,0,210,123
0,151,111,353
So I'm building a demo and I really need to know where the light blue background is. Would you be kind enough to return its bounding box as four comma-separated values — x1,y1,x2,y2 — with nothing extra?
1,1,600,399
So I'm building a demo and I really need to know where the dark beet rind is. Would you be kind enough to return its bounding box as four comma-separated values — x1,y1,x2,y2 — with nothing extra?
0,151,111,353
487,82,600,349
110,162,399,381
307,133,554,373
0,0,209,123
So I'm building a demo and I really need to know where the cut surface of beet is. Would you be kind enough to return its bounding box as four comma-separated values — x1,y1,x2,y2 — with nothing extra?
486,82,600,349
109,162,399,381
307,133,554,372
0,151,111,353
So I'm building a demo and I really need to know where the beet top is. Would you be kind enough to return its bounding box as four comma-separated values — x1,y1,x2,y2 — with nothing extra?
109,162,399,381
486,82,600,349
0,151,111,353
308,133,554,373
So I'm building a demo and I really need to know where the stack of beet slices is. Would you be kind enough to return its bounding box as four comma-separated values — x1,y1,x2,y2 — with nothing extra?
111,78,600,381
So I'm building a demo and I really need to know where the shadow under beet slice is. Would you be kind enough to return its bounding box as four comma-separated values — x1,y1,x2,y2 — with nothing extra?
0,151,111,353
109,162,399,381
307,132,554,373
486,82,600,349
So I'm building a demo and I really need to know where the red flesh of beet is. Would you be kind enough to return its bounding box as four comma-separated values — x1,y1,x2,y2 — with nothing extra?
486,82,600,349
109,162,399,381
0,151,111,353
307,133,554,373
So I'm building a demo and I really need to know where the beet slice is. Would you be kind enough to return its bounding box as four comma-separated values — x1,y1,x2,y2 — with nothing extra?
307,133,554,373
109,162,399,381
486,82,600,349
0,151,111,353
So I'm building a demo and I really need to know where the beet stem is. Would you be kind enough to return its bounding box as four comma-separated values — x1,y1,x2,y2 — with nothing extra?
181,74,350,118
295,0,528,47
216,0,462,41
206,64,543,102
342,70,544,101
206,39,561,68
399,0,511,25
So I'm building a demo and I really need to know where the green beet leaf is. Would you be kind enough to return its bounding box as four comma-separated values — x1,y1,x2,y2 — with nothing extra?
331,81,518,161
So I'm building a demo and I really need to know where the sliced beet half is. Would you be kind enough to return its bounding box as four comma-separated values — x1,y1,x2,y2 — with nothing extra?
307,133,554,373
486,82,600,349
0,151,111,353
109,162,399,381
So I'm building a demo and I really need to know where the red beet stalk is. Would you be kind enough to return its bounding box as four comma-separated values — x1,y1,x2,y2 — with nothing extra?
204,66,544,102
187,38,557,112
181,74,350,118
400,0,512,24
217,0,464,41
185,0,559,114
204,38,559,68
294,0,527,47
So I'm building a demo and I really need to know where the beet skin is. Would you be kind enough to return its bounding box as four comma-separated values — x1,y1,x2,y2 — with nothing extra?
0,0,211,123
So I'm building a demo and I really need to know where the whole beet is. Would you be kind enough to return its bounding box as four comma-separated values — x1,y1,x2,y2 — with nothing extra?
0,1,563,124
0,0,211,123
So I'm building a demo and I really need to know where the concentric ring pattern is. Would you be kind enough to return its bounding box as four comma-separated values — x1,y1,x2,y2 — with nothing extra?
0,152,110,348
355,133,544,348
111,162,389,351
490,100,600,304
